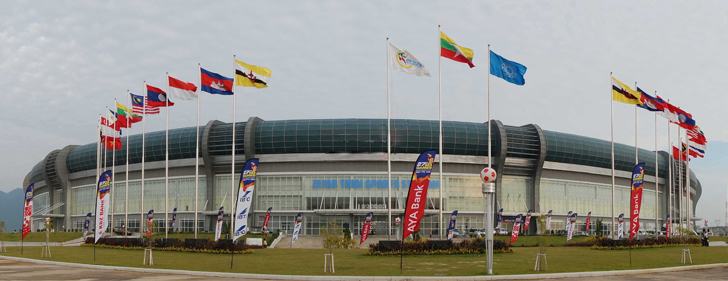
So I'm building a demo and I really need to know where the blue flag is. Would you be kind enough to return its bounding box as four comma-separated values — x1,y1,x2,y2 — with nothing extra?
489,50,527,85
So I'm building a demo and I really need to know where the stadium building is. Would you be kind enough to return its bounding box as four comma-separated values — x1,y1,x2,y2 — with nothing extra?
23,118,701,237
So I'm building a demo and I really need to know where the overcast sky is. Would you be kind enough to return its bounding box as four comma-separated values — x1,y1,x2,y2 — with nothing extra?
1,1,726,224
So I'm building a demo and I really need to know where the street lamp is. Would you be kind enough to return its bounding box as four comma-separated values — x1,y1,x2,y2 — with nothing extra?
480,167,497,275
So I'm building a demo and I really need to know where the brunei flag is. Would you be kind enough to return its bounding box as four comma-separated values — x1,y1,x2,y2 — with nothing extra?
235,58,271,88
440,31,475,68
611,76,642,105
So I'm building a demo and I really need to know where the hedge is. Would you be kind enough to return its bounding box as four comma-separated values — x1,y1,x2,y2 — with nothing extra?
369,238,511,255
84,236,268,253
592,236,700,249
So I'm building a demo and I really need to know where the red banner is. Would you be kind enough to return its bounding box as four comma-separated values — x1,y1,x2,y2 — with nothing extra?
628,163,645,240
262,207,272,233
360,212,373,246
21,184,34,239
402,150,437,240
510,215,522,244
666,216,671,239
523,211,532,233
585,212,591,233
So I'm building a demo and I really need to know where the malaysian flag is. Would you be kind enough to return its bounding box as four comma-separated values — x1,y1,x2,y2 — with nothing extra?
130,93,159,114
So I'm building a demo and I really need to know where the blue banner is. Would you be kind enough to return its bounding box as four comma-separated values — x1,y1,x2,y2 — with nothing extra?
233,158,259,241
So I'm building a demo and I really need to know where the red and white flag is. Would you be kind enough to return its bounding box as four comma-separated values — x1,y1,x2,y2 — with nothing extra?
168,75,198,100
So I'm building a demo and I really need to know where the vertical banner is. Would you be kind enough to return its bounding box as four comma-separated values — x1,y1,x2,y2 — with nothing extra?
446,210,458,240
262,207,272,234
83,212,92,239
145,210,154,239
22,183,34,239
402,150,437,240
214,206,224,241
617,213,625,239
523,210,532,233
170,207,177,233
233,158,259,242
94,170,112,243
567,212,577,241
565,211,572,234
359,212,374,246
585,211,592,235
666,214,671,239
545,210,552,233
496,208,504,229
510,214,522,244
628,162,645,240
292,212,303,241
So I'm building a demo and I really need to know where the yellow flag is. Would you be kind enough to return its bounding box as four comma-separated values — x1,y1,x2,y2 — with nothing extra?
611,76,642,105
235,58,270,88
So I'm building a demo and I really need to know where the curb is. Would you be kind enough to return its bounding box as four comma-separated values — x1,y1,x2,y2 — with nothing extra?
0,255,726,280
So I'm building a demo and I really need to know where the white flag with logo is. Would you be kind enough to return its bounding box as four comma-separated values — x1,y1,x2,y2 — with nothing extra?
389,42,430,77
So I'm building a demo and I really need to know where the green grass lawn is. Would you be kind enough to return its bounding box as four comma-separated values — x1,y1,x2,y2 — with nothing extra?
1,245,726,276
493,235,592,247
0,232,82,243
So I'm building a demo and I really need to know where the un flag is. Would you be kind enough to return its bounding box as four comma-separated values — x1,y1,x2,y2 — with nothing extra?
489,50,527,85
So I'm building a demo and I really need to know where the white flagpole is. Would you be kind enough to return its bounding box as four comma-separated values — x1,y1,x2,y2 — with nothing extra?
97,114,101,193
486,44,494,275
437,26,444,240
110,107,116,233
140,84,147,232
386,38,392,240
685,129,691,231
634,83,638,164
610,73,616,239
195,65,202,239
654,109,658,236
667,118,672,236
165,73,170,239
125,102,130,234
677,126,683,232
231,55,237,238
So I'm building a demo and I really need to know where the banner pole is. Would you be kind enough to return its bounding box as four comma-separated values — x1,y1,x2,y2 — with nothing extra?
165,73,170,239
141,83,147,235
610,73,615,239
677,126,682,233
386,37,392,240
195,64,202,239
634,82,638,164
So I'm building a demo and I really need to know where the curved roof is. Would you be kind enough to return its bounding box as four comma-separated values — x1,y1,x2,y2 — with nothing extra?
52,118,684,184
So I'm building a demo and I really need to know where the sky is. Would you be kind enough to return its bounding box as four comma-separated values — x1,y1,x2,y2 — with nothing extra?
0,1,726,225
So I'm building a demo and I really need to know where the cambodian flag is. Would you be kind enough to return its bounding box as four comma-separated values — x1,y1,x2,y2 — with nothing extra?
146,84,174,107
201,68,234,95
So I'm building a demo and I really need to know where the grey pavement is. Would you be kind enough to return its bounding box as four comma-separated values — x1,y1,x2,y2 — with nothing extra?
0,256,727,281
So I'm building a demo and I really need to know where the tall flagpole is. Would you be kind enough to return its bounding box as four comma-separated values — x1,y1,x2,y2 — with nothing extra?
486,43,494,275
634,82,638,164
125,102,130,234
654,108,658,236
140,83,147,233
231,55,238,238
386,38,392,240
677,126,683,232
165,72,170,239
685,129,691,231
195,65,202,239
110,108,116,234
437,28,444,240
667,117,672,236
610,73,615,239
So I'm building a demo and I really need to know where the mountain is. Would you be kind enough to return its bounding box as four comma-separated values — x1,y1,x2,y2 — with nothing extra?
0,188,22,232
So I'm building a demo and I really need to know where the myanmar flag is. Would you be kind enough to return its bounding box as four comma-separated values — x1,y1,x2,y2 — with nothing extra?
116,102,142,125
440,31,475,68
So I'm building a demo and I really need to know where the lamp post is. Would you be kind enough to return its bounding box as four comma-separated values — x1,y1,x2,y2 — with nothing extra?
480,167,497,275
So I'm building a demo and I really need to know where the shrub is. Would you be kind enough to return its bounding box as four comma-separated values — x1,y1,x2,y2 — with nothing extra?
369,238,510,255
593,236,700,249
